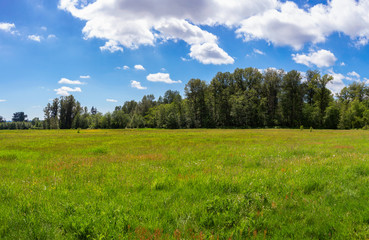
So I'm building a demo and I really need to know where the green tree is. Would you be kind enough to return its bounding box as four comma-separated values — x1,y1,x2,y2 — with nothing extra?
111,109,130,128
12,112,27,122
163,90,182,104
262,68,283,127
185,79,210,128
209,72,233,127
281,70,304,127
314,74,333,127
59,95,80,129
323,102,340,129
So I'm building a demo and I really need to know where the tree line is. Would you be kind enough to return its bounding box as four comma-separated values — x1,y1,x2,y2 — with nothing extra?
2,67,369,130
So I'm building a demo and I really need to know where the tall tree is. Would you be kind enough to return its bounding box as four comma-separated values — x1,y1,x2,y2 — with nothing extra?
122,100,138,116
314,74,333,126
262,68,283,126
281,70,304,127
136,95,156,117
59,95,80,129
163,90,182,104
209,72,232,127
12,112,27,122
185,78,210,128
304,70,320,106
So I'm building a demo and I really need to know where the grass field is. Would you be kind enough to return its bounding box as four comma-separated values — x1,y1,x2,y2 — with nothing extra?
1,129,369,239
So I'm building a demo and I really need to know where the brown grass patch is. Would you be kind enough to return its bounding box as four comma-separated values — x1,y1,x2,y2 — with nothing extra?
333,145,354,149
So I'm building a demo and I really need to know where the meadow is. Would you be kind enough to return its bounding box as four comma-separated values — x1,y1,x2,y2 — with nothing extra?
1,129,369,239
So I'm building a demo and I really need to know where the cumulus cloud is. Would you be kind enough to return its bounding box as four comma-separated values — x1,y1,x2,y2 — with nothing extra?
123,65,130,70
326,70,367,94
189,43,234,65
0,99,7,102
146,73,182,84
58,0,252,64
80,75,90,79
237,2,327,50
326,70,346,94
106,99,118,103
28,35,41,42
100,40,123,53
58,78,85,85
237,0,369,49
54,86,82,96
131,80,147,90
58,0,369,58
292,49,337,68
0,22,16,34
134,65,145,70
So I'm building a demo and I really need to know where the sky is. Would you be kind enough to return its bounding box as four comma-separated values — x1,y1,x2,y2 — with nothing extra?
1,0,369,120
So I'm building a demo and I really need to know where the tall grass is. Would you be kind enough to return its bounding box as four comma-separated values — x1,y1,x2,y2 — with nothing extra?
0,129,369,239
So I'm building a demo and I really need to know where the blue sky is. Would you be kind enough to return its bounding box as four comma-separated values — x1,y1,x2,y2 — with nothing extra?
1,0,369,120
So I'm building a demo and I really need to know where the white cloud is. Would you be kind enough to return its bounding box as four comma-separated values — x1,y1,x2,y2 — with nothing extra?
47,34,57,39
41,26,47,31
292,49,337,68
28,35,41,42
106,99,118,103
347,71,360,79
253,48,265,55
189,43,234,65
134,65,145,70
131,80,147,90
80,75,91,79
54,86,82,96
100,40,123,53
0,22,17,34
58,0,258,64
364,78,369,85
340,62,345,66
181,57,191,62
236,2,327,50
116,65,130,70
58,78,85,85
0,99,7,102
146,72,182,84
58,0,369,58
237,0,369,49
326,70,346,94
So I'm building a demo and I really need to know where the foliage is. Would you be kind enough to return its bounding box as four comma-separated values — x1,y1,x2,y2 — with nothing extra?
12,112,28,122
4,67,369,130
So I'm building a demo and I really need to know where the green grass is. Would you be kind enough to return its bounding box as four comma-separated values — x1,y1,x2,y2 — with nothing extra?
1,129,369,239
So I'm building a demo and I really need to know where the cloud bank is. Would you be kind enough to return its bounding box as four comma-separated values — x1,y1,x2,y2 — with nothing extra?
58,0,369,64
